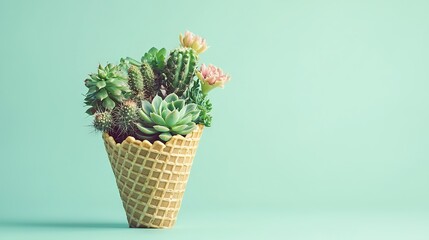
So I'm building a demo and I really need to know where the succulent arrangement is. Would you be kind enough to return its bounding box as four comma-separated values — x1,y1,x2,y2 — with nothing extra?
84,31,230,143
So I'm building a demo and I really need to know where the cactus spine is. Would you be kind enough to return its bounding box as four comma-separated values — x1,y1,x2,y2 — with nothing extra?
165,48,198,96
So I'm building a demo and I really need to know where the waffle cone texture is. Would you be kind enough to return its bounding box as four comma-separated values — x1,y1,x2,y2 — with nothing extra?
103,124,204,228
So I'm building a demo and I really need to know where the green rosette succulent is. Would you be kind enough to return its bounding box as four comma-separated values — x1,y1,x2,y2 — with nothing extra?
141,47,167,72
135,93,200,142
84,64,130,114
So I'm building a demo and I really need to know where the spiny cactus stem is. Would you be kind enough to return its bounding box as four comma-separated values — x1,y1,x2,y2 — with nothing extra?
173,54,183,85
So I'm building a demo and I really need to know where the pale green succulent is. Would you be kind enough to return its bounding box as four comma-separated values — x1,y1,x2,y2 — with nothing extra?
135,93,200,142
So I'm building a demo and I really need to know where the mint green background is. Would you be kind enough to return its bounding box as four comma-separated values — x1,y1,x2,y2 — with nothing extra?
1,0,429,239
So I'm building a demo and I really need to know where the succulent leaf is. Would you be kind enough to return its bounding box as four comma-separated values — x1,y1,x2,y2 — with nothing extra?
135,93,200,142
153,125,170,132
96,89,108,100
150,112,166,125
137,109,153,124
165,110,180,127
165,93,179,102
96,81,106,89
171,124,187,133
159,132,172,142
142,47,167,71
135,124,158,135
142,101,153,115
102,98,115,110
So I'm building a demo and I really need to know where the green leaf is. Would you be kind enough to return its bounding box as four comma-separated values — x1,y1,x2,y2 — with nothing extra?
178,106,188,119
191,110,200,121
181,122,196,134
158,48,167,57
150,112,166,125
125,57,141,66
106,86,121,96
110,79,127,87
142,101,153,115
87,86,97,95
176,115,192,125
109,94,124,103
165,110,180,127
102,97,115,110
173,99,185,110
96,89,108,100
85,79,96,87
98,69,107,78
171,124,187,133
96,80,106,89
137,109,153,124
90,74,98,80
167,102,175,111
159,132,172,142
165,93,179,103
148,47,158,55
184,110,200,119
185,103,197,113
135,124,158,135
152,95,162,113
153,125,170,132
85,107,95,115
160,100,168,111
161,109,170,119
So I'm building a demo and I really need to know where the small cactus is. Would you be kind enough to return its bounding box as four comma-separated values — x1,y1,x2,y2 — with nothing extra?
112,100,138,136
93,111,113,132
128,65,144,93
127,65,145,102
164,48,198,96
141,62,157,101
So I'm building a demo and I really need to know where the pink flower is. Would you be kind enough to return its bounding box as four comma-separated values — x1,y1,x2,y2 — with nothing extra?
196,64,230,94
179,31,208,54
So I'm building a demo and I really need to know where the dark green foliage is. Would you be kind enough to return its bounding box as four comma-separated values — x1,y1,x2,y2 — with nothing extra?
165,48,198,96
84,64,130,114
184,80,212,127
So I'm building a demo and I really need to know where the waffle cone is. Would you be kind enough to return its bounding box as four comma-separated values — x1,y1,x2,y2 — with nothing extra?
102,124,204,228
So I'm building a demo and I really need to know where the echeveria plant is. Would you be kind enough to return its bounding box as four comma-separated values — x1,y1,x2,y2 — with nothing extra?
84,31,230,143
